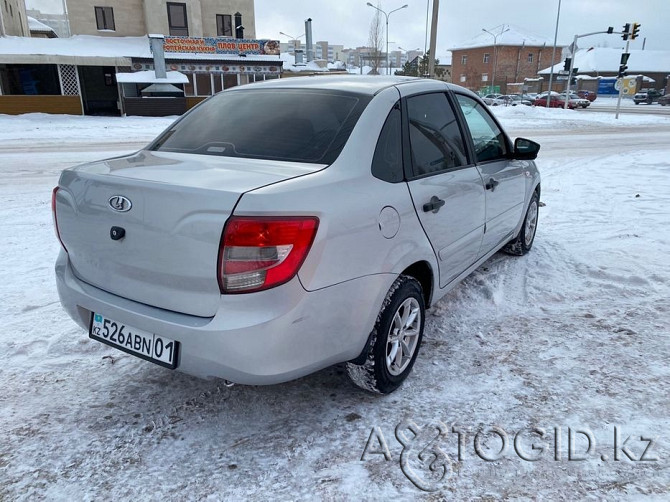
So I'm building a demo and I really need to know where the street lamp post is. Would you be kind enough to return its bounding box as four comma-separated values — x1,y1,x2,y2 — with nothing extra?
546,0,562,107
367,3,408,75
279,31,305,54
482,25,509,94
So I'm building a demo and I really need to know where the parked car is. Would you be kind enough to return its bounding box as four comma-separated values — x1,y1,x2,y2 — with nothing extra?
505,94,533,106
53,76,541,394
633,88,664,105
534,91,576,109
576,90,597,102
481,93,504,105
559,92,591,108
658,94,670,106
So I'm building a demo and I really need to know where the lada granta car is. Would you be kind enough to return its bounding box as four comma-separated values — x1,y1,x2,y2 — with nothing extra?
53,76,541,394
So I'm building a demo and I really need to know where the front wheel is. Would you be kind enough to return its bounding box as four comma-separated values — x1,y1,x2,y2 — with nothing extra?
503,191,539,256
347,276,425,394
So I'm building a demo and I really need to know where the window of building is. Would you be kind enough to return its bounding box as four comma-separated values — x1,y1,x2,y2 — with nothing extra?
482,73,488,82
195,73,212,96
527,53,534,63
183,73,194,96
460,74,466,83
461,55,467,65
94,7,115,31
167,2,188,36
483,53,490,63
216,14,232,37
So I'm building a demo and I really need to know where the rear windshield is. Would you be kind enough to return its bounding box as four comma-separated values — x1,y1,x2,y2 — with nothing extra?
150,88,370,164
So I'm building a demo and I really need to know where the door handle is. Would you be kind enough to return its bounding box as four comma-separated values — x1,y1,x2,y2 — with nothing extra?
485,178,500,191
423,195,446,213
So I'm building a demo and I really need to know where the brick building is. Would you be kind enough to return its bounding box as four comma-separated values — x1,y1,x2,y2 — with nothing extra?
450,25,562,94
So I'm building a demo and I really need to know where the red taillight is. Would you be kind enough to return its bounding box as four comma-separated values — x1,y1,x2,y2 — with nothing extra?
52,187,67,252
218,216,319,294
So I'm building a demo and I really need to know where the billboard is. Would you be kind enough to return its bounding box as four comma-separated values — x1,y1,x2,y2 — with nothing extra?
163,37,280,56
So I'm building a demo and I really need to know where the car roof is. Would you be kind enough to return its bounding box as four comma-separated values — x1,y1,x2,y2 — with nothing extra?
227,75,467,96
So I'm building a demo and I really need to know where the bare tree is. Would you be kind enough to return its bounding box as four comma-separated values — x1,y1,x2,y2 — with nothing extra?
367,2,384,75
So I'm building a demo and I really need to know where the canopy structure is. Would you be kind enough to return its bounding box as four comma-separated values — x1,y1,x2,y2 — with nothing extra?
116,70,188,84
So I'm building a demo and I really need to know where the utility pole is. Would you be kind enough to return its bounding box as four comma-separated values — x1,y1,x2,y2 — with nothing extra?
615,23,639,119
427,0,439,77
546,0,562,107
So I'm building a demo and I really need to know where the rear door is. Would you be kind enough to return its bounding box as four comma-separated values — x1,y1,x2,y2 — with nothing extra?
404,92,486,288
453,93,526,257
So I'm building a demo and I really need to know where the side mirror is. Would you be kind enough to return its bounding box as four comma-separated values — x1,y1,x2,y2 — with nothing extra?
512,137,540,160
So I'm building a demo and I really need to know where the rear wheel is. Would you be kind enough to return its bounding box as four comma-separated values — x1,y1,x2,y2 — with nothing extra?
503,191,539,256
347,275,425,394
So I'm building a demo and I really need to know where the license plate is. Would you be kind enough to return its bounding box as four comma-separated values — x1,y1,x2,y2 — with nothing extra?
89,313,179,369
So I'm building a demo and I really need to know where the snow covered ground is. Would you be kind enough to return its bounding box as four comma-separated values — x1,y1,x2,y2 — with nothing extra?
1,105,669,500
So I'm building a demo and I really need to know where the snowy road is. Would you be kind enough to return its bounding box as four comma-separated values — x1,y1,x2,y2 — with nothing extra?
1,109,669,500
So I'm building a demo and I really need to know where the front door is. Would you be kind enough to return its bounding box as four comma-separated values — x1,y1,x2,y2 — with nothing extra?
404,92,486,288
454,94,526,256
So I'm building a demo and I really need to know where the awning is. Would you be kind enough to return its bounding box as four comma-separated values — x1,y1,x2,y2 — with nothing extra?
116,70,189,84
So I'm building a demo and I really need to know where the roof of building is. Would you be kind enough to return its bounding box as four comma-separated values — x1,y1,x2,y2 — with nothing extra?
27,17,57,36
450,24,556,51
538,47,670,74
0,35,283,66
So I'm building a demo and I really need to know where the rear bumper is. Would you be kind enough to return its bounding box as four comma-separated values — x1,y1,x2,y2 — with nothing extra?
56,251,395,385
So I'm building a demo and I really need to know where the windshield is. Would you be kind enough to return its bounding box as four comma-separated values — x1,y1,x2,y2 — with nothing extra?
150,88,370,164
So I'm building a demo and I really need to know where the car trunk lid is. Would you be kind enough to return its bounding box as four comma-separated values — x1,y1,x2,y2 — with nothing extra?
55,150,323,317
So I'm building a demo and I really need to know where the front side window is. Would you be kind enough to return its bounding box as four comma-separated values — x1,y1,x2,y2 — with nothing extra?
455,94,507,163
482,73,488,82
151,90,370,164
216,14,232,36
94,6,115,31
167,2,188,36
461,55,468,65
528,53,534,63
372,105,403,183
407,93,469,176
483,53,490,63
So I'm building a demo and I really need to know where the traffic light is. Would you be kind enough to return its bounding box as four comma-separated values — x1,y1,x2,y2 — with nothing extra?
607,27,614,34
631,23,641,40
622,23,630,40
618,64,628,78
563,58,571,71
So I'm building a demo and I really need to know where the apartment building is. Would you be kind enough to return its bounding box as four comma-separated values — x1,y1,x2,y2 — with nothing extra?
0,0,29,36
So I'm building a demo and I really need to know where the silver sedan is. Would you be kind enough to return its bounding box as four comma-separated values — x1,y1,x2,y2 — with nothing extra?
53,76,541,394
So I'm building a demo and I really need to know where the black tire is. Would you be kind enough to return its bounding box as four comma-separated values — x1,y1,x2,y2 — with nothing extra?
503,191,539,256
347,275,425,394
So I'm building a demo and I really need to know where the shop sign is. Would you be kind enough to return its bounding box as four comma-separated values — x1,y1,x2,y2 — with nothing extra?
163,37,280,55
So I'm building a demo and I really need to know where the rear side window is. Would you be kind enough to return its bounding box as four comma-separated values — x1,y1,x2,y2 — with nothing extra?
407,93,469,176
455,94,507,163
151,89,370,164
372,104,403,183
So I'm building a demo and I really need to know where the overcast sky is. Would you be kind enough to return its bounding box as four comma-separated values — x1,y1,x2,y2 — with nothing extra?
28,0,669,58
